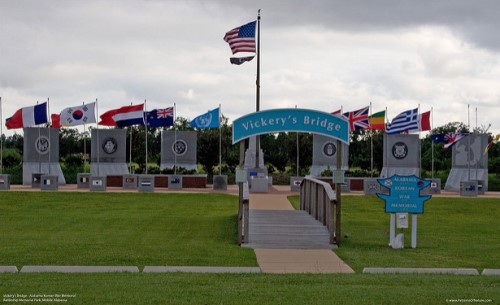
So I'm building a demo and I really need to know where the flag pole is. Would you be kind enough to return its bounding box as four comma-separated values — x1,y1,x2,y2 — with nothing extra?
145,99,148,175
255,9,261,169
431,107,434,179
96,98,100,177
418,103,421,177
129,102,133,174
0,97,3,175
219,104,222,175
296,105,299,177
47,97,52,175
174,102,177,175
83,101,88,174
370,102,373,177
467,104,470,181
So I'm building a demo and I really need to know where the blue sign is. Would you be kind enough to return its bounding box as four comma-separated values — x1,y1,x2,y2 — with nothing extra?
232,108,349,144
376,175,431,214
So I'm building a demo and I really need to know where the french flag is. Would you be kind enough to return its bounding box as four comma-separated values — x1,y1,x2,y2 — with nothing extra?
5,102,48,129
99,104,145,127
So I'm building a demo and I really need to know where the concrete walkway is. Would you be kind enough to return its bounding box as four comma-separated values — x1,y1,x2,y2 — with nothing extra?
247,192,354,274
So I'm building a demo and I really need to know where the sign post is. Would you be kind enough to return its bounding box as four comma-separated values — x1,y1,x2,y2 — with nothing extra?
376,175,431,248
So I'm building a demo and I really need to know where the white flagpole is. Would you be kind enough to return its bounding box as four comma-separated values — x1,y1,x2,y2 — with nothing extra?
129,102,133,174
431,107,434,179
467,104,471,181
83,102,88,174
47,97,52,175
0,97,3,175
295,105,299,177
370,102,373,177
418,104,421,177
144,99,148,175
174,102,177,175
96,98,100,177
219,104,222,175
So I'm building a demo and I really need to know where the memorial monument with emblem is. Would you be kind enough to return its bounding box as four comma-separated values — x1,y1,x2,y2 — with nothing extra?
311,134,349,176
90,128,129,176
160,130,197,171
23,127,66,185
381,134,420,178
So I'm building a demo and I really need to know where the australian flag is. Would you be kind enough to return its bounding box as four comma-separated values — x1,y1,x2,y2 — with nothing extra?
144,107,174,127
431,132,469,149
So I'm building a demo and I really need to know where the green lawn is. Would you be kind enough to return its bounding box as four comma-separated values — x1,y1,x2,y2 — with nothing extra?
1,192,499,304
0,192,257,268
288,195,500,272
0,273,498,305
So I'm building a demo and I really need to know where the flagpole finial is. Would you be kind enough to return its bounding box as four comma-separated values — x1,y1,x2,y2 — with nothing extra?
258,9,261,18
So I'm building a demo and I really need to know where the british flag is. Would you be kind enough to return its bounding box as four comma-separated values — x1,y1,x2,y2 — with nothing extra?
157,107,174,119
343,106,370,131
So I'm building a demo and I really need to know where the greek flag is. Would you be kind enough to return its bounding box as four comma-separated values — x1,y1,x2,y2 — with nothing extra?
386,108,419,134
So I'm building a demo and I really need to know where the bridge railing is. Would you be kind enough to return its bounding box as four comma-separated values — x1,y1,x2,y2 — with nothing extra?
300,177,340,245
237,182,250,245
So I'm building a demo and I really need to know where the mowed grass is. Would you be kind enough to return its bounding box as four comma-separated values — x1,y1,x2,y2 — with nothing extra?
0,273,499,305
0,192,257,267
288,195,500,272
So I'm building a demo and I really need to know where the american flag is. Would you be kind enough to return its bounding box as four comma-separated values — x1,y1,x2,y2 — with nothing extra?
157,107,174,119
223,21,256,54
343,106,370,131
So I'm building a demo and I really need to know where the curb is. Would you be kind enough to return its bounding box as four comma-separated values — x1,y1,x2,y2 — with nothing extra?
20,266,140,273
143,266,261,273
363,267,480,275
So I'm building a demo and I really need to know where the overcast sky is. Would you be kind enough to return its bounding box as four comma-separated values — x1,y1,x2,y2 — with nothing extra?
1,0,500,136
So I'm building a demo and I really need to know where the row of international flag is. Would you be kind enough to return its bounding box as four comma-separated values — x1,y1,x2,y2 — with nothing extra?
4,102,220,130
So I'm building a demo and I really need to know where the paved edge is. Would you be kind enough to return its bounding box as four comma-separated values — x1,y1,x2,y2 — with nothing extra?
143,266,261,273
0,266,18,273
20,266,140,273
482,269,500,276
363,267,480,275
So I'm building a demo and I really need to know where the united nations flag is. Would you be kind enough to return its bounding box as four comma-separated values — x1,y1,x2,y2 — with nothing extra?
189,107,220,129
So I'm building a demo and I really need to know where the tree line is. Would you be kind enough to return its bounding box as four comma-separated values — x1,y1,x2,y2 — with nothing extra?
1,117,499,185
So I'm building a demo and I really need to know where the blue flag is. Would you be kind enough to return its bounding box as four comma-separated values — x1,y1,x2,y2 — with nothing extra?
144,107,174,127
189,108,220,129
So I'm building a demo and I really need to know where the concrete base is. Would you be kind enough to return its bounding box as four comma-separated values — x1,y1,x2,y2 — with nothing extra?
90,176,107,192
31,173,43,188
363,178,381,195
169,175,183,189
251,177,269,193
77,173,90,189
422,178,441,195
0,174,11,190
41,175,59,191
460,181,478,197
290,176,303,192
123,175,138,189
213,175,228,190
138,175,155,192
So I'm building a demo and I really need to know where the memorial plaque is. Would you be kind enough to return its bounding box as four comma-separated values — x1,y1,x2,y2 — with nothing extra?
90,129,129,176
160,131,197,171
311,135,349,176
381,134,420,178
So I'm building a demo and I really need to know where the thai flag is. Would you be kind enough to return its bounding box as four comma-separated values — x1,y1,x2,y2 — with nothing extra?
5,102,48,129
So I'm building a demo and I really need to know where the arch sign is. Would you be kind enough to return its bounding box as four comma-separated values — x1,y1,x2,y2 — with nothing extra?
232,108,349,144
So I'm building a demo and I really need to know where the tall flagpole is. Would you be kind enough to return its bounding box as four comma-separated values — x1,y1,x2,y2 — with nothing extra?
0,97,3,175
295,105,299,177
96,98,100,177
370,102,373,177
83,102,88,174
418,103,421,177
174,102,177,175
219,104,222,175
255,9,261,169
467,104,471,181
431,107,434,179
144,99,148,175
47,97,52,175
129,102,133,174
